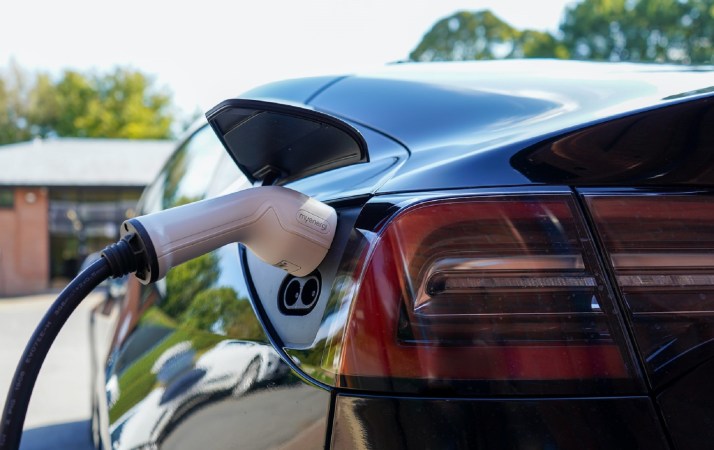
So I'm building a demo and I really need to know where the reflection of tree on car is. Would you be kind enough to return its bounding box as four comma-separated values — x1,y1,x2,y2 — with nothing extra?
160,251,264,339
183,287,264,339
109,338,289,449
102,242,273,449
162,252,219,319
106,276,266,425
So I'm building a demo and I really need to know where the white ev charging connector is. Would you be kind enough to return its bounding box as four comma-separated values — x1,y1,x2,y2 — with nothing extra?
121,186,337,283
0,185,337,450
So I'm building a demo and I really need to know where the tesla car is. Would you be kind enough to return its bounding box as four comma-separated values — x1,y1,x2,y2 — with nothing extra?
91,60,714,449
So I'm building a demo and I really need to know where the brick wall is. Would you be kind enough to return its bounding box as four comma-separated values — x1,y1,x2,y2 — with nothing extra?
0,188,49,296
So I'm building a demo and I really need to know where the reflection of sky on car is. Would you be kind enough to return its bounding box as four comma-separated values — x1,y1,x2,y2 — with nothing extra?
214,244,252,300
314,304,351,344
172,130,225,201
152,342,195,383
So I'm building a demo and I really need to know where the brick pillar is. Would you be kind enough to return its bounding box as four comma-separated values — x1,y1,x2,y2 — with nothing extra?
0,188,49,296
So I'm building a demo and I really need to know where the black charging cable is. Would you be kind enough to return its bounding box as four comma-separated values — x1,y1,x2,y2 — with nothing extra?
0,236,139,450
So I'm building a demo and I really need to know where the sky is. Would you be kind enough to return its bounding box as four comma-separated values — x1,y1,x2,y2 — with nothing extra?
0,0,574,115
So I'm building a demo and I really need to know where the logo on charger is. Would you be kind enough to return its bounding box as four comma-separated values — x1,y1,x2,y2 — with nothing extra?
297,209,329,234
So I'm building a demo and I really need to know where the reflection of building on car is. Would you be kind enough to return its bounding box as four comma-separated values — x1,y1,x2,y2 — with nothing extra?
91,61,714,450
108,340,288,449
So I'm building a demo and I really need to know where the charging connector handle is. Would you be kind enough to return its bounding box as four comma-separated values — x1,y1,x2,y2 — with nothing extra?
122,186,337,283
0,185,339,450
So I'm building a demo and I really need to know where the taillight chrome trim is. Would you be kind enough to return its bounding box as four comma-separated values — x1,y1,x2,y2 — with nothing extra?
617,274,714,288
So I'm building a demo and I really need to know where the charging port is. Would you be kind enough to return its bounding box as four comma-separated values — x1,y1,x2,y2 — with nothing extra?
279,272,321,315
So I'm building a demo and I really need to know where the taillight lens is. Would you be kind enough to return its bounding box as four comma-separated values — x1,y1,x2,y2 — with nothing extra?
585,194,714,388
326,194,641,395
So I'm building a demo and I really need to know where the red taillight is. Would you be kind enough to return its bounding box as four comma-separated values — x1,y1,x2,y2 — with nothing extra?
585,194,714,388
331,194,640,395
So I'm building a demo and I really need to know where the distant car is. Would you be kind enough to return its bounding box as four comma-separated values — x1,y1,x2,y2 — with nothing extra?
91,60,714,449
107,339,286,448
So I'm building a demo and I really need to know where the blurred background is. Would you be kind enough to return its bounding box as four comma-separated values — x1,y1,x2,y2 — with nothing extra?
0,0,712,448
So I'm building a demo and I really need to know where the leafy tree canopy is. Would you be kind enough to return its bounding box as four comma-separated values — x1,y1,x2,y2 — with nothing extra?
562,0,714,63
0,62,175,145
410,10,567,61
164,252,220,318
0,64,32,144
410,0,713,64
183,287,264,340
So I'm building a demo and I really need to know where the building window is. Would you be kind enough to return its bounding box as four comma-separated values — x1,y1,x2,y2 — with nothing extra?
48,187,144,279
0,188,13,208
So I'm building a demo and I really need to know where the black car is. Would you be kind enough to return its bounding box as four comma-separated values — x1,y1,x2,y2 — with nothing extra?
91,60,714,449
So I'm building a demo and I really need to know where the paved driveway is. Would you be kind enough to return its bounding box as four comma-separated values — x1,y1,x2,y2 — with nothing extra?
0,291,115,449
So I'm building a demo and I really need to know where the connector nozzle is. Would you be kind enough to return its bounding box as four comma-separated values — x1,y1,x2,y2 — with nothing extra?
120,186,337,284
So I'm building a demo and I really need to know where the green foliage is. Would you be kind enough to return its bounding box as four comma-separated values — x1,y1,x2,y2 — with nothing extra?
520,30,570,59
51,70,95,137
183,287,265,340
0,63,32,144
561,0,714,63
0,64,175,145
163,252,220,318
139,305,178,328
72,68,173,139
111,281,266,423
160,246,265,341
27,73,61,137
410,10,566,61
161,244,264,340
410,2,713,64
183,287,239,331
109,325,225,423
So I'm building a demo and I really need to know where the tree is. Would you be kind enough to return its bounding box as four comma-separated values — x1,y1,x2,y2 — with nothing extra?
0,62,32,144
70,68,174,139
27,72,61,137
0,64,175,145
183,287,264,340
163,252,220,318
50,70,96,138
561,0,714,64
410,2,713,64
409,10,567,62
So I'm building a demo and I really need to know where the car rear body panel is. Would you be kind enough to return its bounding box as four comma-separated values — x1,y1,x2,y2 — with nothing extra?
95,61,714,449
331,395,669,450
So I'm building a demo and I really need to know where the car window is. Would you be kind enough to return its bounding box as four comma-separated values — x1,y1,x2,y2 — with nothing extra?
139,125,247,215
